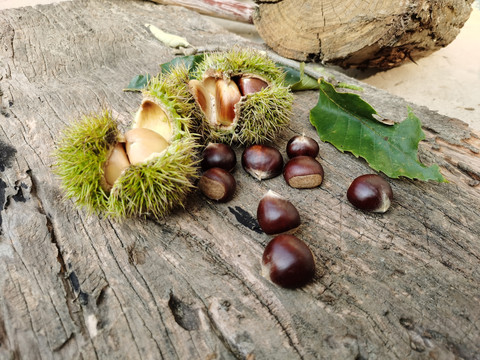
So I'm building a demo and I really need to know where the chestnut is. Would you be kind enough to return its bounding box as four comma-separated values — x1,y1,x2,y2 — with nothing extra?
124,128,169,165
242,144,283,180
261,234,315,289
283,156,324,189
347,174,393,213
215,79,242,126
236,76,268,96
201,143,237,172
257,190,300,235
103,142,130,190
286,135,319,158
199,168,236,202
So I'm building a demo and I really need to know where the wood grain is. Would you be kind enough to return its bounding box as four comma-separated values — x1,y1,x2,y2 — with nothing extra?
0,0,479,359
253,0,474,68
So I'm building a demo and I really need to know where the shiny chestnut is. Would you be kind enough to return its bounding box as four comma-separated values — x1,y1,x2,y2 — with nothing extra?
242,144,283,180
236,76,268,96
198,168,236,202
201,143,237,172
286,135,319,158
283,156,324,188
261,234,315,289
257,190,300,235
347,174,393,213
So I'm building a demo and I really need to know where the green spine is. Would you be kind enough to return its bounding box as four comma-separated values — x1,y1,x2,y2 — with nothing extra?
53,110,118,214
167,48,294,145
53,74,201,220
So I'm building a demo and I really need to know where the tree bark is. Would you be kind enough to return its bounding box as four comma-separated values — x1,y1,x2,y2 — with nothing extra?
253,0,475,68
0,0,479,359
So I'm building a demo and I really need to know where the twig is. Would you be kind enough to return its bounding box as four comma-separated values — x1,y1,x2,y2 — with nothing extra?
150,0,256,24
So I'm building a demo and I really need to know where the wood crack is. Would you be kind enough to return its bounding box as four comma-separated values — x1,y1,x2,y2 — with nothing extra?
26,168,98,358
1,0,479,358
179,210,306,359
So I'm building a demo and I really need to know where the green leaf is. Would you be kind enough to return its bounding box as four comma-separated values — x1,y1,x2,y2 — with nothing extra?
125,54,321,92
310,79,446,182
278,62,320,91
159,54,205,76
124,54,205,92
123,74,152,92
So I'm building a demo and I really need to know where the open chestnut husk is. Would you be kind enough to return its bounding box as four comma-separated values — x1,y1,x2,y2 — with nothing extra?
198,167,236,202
53,82,199,219
283,156,324,189
201,142,237,172
257,190,300,235
347,174,393,213
242,144,283,180
261,234,315,289
176,48,294,145
286,135,319,158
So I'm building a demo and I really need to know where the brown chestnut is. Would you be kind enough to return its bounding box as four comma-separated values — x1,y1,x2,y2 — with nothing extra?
201,143,237,172
242,144,283,180
286,135,319,158
236,76,268,96
215,79,242,126
257,190,300,235
261,234,315,289
347,174,393,213
199,168,236,202
283,156,324,189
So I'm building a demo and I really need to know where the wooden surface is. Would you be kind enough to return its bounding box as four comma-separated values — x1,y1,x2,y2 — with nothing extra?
253,0,474,68
0,0,479,359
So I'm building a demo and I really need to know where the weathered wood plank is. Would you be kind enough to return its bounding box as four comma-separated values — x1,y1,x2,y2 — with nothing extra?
0,1,479,359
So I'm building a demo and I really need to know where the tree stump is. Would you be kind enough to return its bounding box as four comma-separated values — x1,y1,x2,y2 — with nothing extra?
253,0,475,68
0,0,479,359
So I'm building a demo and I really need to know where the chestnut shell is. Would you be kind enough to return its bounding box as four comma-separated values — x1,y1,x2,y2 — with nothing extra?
201,143,237,172
257,191,301,235
262,234,315,288
347,174,393,212
283,156,324,188
198,167,236,202
242,144,283,180
286,135,319,158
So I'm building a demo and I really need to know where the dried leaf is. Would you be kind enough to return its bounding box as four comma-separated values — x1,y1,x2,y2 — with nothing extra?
145,24,190,48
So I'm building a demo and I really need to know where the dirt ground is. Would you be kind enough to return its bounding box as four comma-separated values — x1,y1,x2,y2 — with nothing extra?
2,0,479,131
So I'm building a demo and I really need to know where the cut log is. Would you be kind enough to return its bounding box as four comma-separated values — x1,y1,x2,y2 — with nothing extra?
0,0,479,359
150,0,474,69
253,0,474,68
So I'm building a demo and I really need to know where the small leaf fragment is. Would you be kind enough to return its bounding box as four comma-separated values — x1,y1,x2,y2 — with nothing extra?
336,82,364,91
310,79,446,182
278,62,319,91
123,74,152,92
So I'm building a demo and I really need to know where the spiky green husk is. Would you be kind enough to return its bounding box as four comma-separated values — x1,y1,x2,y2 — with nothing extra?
193,48,286,87
54,79,201,219
205,83,293,145
167,48,294,145
53,110,118,214
147,67,198,134
153,64,206,140
108,136,200,219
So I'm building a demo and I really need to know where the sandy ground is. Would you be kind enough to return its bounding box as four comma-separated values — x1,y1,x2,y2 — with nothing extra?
1,0,479,131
